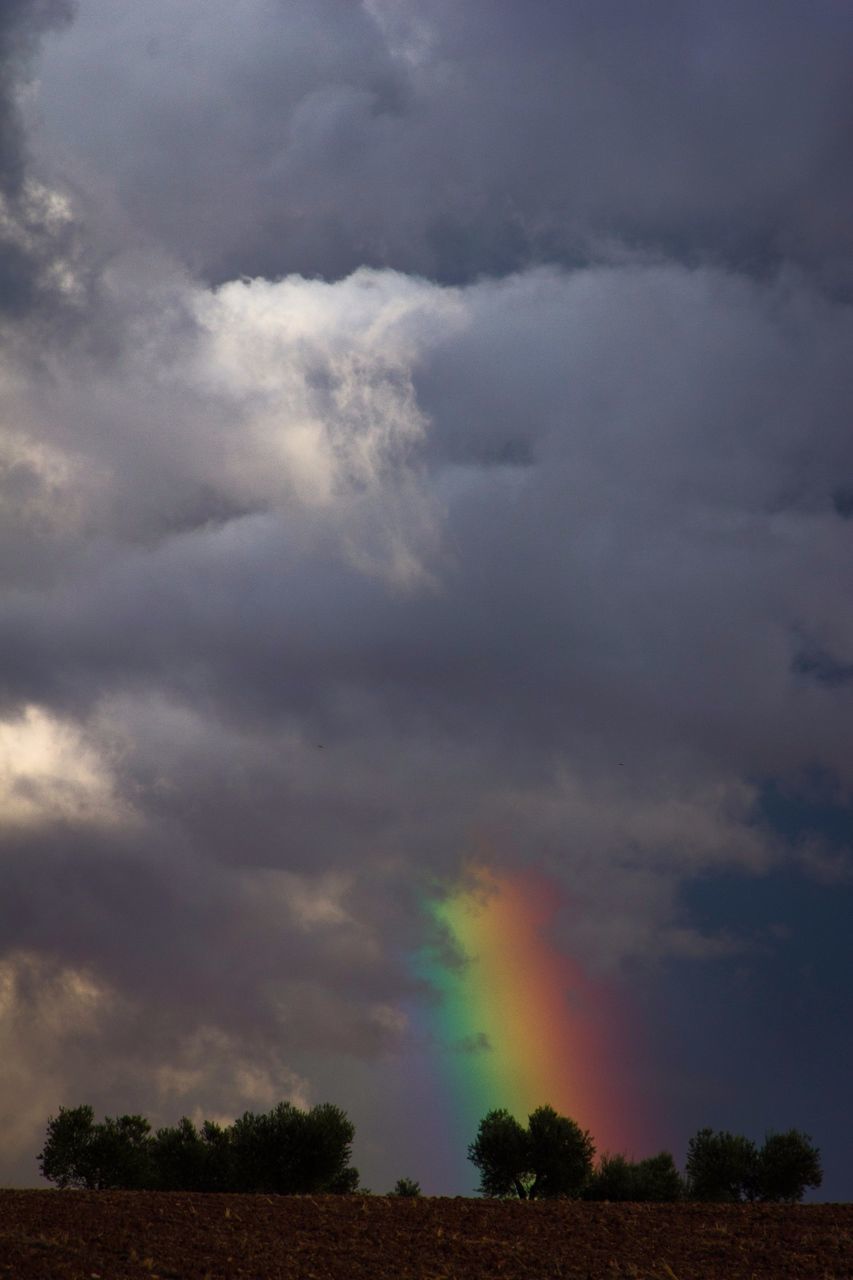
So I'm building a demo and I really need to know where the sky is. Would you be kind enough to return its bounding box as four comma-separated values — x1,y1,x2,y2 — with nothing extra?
1,0,852,1197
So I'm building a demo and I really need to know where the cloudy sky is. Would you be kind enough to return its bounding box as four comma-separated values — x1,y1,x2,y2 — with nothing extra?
1,0,852,1196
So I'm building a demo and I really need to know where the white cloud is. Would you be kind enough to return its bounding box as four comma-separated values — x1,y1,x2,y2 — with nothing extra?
152,1025,310,1120
0,705,130,830
186,270,462,585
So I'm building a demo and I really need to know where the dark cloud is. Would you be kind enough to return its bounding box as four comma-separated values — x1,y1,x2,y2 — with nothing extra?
0,0,74,194
0,0,76,315
2,263,852,913
0,820,406,1048
793,649,853,688
32,0,853,287
832,487,853,519
1,0,853,1197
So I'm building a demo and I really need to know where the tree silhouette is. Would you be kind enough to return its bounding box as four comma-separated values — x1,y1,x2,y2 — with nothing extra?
39,1101,358,1194
468,1109,531,1198
686,1128,758,1202
39,1105,99,1189
468,1105,594,1199
390,1177,422,1196
754,1131,822,1203
150,1117,208,1191
586,1151,683,1201
686,1126,823,1203
39,1106,152,1190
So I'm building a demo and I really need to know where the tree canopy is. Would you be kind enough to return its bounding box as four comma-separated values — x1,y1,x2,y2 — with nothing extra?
468,1109,820,1204
685,1127,822,1203
468,1106,594,1199
39,1101,823,1204
39,1102,359,1195
38,1106,153,1190
754,1130,823,1203
586,1151,684,1202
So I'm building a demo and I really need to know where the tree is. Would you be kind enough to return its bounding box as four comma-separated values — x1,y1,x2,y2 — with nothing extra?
754,1131,822,1203
88,1114,153,1189
230,1107,274,1193
586,1152,634,1201
150,1117,208,1191
526,1105,595,1198
39,1100,358,1194
685,1128,758,1202
39,1105,99,1189
468,1109,532,1198
631,1152,684,1201
468,1105,594,1199
39,1107,153,1190
230,1101,358,1195
390,1177,421,1196
297,1103,358,1194
326,1164,361,1194
198,1119,234,1192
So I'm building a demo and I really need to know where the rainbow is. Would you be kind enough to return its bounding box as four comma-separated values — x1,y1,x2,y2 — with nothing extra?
414,865,651,1182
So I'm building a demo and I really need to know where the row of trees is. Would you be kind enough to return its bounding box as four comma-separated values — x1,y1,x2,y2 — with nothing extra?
468,1107,823,1203
685,1128,823,1204
39,1103,360,1194
39,1101,823,1203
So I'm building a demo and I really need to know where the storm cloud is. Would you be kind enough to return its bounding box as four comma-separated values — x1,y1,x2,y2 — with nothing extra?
31,0,853,287
2,0,853,1194
0,0,79,316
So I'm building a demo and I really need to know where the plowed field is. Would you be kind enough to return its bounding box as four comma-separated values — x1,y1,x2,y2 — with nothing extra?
1,1191,851,1279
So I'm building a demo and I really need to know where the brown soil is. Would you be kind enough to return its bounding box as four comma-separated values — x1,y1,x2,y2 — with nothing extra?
0,1191,851,1279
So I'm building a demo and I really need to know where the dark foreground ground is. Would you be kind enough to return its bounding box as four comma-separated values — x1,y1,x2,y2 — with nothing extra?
1,1191,851,1280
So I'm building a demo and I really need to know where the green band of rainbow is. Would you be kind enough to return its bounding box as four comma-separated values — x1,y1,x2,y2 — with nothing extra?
415,865,651,1167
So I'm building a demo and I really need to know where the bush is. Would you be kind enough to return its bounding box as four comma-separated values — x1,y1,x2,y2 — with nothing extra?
390,1177,421,1196
587,1151,683,1202
632,1152,684,1201
586,1153,635,1201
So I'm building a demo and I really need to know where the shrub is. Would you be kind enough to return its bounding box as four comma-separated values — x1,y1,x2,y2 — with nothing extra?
586,1151,683,1201
390,1177,422,1196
